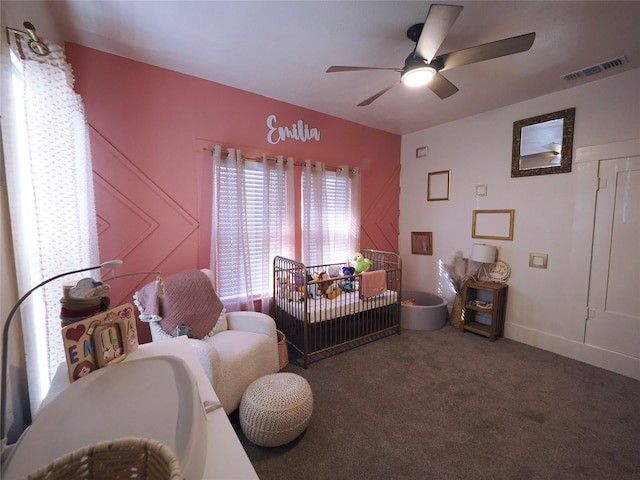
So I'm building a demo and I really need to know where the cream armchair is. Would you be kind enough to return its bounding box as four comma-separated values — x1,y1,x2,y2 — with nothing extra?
135,269,279,414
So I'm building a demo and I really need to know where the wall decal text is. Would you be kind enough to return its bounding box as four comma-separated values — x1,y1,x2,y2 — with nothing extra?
267,114,320,145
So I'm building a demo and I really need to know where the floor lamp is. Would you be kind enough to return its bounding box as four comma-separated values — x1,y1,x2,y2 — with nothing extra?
1,260,123,443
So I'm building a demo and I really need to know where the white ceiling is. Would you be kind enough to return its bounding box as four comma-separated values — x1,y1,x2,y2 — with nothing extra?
39,1,640,135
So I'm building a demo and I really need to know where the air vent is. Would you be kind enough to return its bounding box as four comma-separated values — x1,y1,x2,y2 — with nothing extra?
561,55,628,81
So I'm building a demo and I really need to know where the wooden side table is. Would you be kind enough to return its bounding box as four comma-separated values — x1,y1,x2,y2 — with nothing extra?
461,280,508,341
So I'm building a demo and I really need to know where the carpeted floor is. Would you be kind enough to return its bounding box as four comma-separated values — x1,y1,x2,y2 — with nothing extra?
229,326,640,480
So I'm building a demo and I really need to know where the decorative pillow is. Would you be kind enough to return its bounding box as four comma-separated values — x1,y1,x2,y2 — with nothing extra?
135,269,225,339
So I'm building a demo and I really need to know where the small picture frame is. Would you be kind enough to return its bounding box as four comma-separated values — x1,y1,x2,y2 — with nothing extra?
411,231,433,255
475,184,488,197
427,170,451,201
529,253,548,269
416,146,428,158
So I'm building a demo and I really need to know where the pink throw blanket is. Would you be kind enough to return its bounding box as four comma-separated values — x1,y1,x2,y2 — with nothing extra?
137,269,224,338
360,270,388,299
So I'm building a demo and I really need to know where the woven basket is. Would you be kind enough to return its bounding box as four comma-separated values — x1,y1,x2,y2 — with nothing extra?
25,437,183,480
277,330,289,369
450,293,464,331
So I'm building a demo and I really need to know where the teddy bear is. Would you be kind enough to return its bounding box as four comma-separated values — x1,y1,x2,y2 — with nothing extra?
317,271,341,299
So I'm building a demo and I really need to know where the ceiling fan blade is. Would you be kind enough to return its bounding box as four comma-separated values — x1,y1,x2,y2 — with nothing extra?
428,72,459,99
416,4,463,62
327,66,401,73
358,84,397,106
520,151,560,169
439,32,536,70
521,152,560,161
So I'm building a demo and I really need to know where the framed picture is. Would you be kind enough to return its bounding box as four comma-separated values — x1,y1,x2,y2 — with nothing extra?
411,231,433,255
472,209,515,240
427,170,451,201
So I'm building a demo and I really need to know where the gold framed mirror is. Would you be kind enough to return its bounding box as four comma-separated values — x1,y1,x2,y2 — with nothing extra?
511,108,575,177
472,209,515,240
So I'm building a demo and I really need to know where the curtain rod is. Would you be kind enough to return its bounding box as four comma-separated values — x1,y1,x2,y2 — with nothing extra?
202,147,356,173
6,21,50,56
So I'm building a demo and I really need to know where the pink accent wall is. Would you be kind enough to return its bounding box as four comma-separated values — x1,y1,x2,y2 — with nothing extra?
65,43,400,342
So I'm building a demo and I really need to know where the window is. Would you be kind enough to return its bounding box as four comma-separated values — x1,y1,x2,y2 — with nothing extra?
302,162,360,265
211,148,360,310
212,148,293,311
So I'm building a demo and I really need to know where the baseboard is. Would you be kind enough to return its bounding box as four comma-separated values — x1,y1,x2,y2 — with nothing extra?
505,323,640,381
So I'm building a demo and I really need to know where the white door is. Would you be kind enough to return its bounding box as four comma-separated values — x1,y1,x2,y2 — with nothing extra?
585,156,640,357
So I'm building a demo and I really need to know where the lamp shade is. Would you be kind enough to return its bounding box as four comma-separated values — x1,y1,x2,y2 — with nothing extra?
470,244,497,264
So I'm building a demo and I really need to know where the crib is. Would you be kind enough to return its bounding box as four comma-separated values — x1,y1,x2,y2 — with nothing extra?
273,249,401,367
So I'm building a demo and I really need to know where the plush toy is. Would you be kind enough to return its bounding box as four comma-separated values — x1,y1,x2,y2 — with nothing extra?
316,271,340,299
317,271,332,296
293,272,305,291
328,265,342,278
276,275,289,299
307,282,320,299
305,274,320,299
342,280,355,293
353,252,372,274
173,324,195,338
342,264,356,278
288,285,304,302
326,284,341,299
295,274,321,299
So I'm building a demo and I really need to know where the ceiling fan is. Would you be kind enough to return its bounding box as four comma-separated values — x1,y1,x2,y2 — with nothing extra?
326,4,535,106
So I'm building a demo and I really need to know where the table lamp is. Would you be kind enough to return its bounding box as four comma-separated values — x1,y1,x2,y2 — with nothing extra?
470,244,497,281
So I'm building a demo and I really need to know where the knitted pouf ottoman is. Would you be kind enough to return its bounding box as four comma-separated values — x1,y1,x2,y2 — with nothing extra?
239,372,313,447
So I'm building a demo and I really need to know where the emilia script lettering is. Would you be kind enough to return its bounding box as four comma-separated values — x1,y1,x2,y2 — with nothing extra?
266,114,321,145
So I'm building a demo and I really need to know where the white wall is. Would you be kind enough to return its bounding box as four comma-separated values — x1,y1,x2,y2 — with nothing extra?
400,68,640,378
2,1,67,45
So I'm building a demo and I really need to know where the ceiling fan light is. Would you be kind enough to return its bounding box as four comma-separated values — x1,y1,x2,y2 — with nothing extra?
401,66,436,87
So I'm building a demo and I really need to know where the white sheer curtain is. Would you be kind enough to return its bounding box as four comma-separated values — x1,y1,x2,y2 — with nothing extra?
259,155,294,313
302,161,361,265
336,165,361,259
211,146,254,311
211,146,294,312
1,34,99,414
301,160,328,265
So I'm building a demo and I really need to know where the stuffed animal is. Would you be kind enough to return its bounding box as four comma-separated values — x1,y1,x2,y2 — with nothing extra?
318,271,341,299
307,282,320,299
276,275,289,299
353,252,372,274
326,283,341,299
342,281,355,293
288,285,304,302
342,264,356,278
317,271,332,296
328,265,342,278
173,324,195,338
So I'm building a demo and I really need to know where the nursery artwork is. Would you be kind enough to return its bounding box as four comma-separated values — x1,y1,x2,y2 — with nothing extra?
61,303,139,383
411,232,433,255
